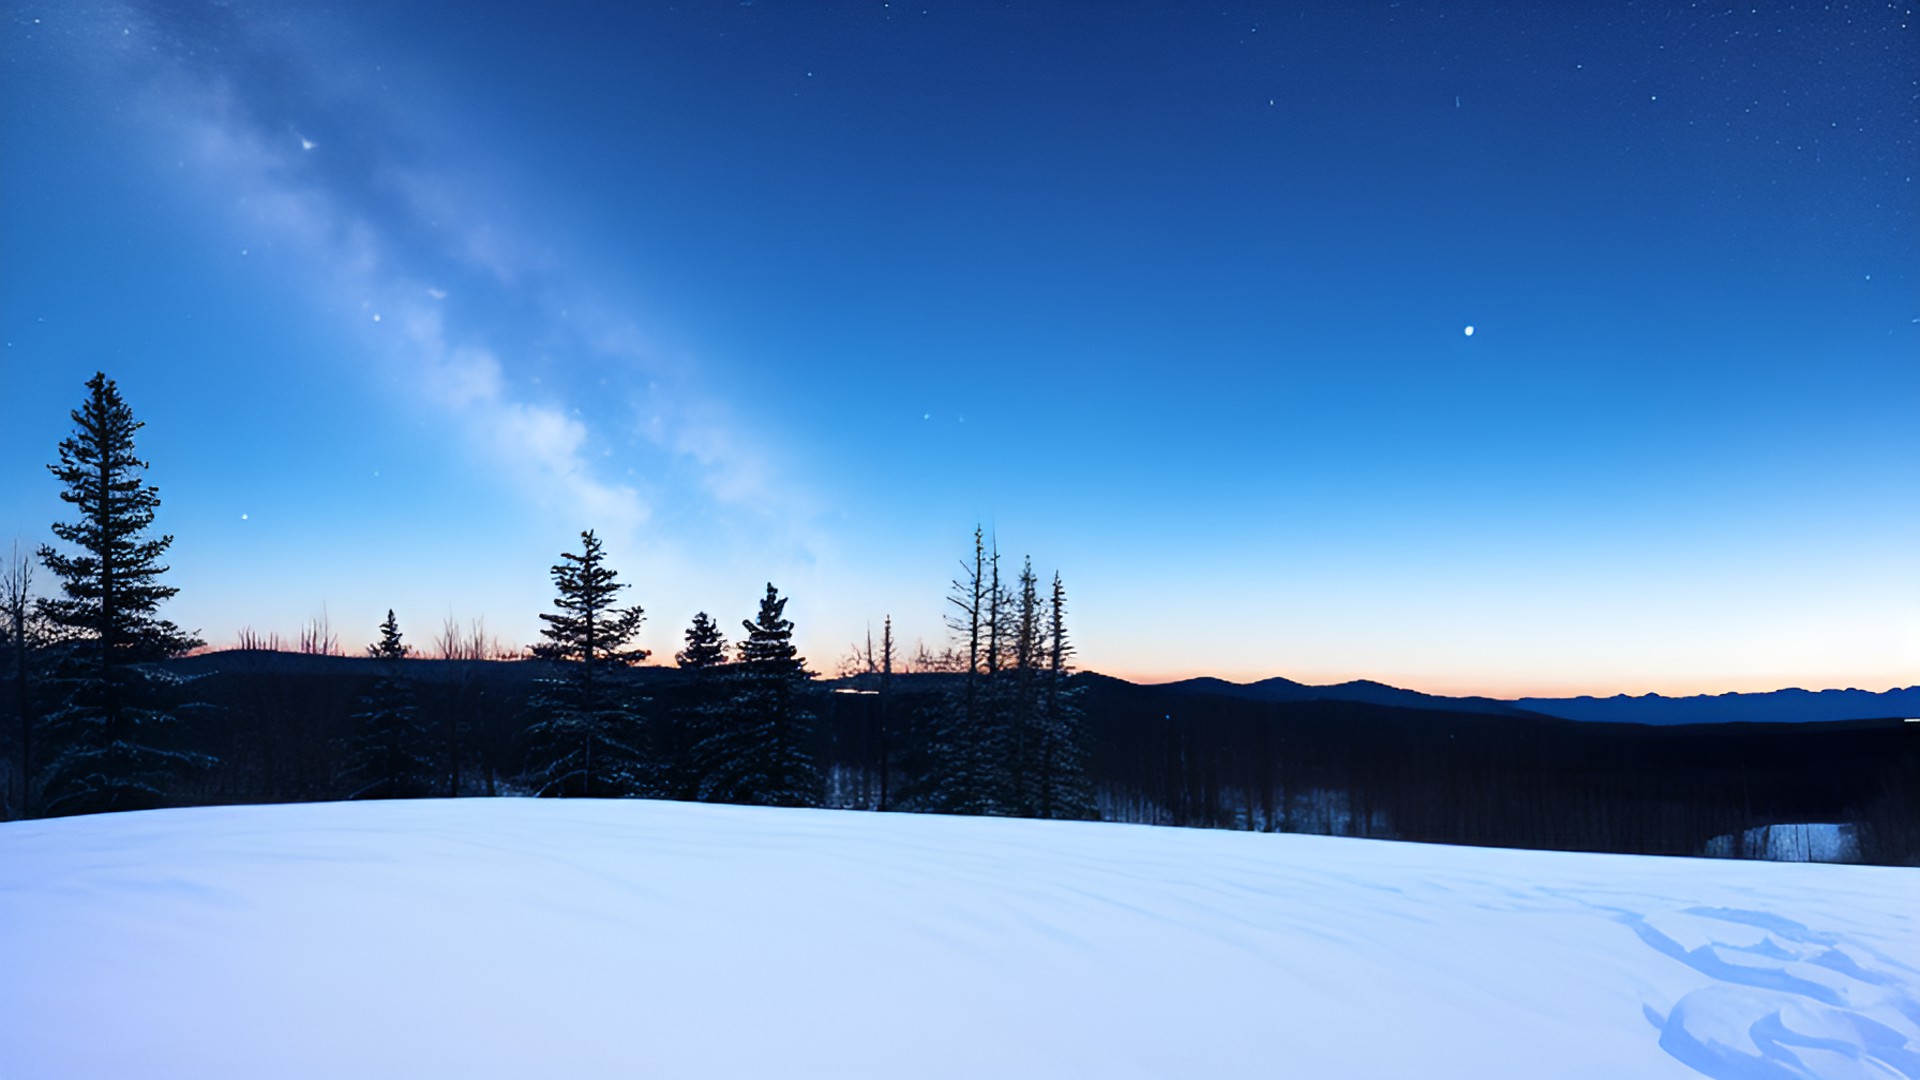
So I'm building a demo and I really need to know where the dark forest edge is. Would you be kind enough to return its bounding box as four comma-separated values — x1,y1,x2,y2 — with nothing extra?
4,646,1915,867
4,373,1915,869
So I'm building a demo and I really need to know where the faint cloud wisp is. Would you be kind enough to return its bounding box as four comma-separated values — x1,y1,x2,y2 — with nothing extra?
84,0,810,559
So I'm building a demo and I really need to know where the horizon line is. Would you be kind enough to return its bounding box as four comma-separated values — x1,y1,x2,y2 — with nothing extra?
176,646,1914,702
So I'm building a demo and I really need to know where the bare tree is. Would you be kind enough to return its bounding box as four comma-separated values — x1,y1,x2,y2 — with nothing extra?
234,627,284,652
434,614,510,661
906,640,963,673
946,525,986,711
837,623,883,678
298,610,340,656
2,545,42,818
434,614,463,661
465,618,512,661
984,537,1007,676
425,614,514,796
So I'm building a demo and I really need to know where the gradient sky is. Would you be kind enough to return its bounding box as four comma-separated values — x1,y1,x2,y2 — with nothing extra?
3,1,1915,696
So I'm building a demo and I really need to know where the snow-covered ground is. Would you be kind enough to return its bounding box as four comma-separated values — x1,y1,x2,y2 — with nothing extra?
2,800,1915,1079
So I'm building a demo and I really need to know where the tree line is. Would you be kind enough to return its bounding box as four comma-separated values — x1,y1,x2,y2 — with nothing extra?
0,372,1093,822
3,373,1912,868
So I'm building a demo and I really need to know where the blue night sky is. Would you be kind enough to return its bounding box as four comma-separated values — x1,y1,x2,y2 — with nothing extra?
2,1,1915,695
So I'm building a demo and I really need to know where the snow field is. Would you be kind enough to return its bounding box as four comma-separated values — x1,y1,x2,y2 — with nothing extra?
1,798,1915,1079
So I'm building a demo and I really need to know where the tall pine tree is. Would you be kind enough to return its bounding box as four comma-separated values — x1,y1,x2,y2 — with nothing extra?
1036,571,1094,819
693,583,820,807
921,527,1000,813
875,614,897,811
35,373,208,816
522,530,651,797
338,610,435,799
1005,556,1045,816
973,539,1018,812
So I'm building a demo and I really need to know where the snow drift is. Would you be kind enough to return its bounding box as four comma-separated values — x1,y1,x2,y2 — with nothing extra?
2,799,1915,1079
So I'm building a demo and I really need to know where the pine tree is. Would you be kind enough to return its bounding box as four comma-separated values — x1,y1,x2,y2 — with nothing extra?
1037,572,1094,819
693,583,820,807
675,612,728,669
920,527,994,812
664,611,730,797
1013,558,1042,675
522,530,651,797
876,614,897,811
35,372,208,816
919,528,1023,814
338,610,434,799
368,610,409,661
1005,556,1045,816
973,539,1019,811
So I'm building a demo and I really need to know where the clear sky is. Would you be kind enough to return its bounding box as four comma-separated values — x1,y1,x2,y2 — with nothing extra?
3,1,1915,696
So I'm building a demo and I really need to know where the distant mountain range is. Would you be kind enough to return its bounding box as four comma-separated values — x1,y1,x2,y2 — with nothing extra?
171,651,1916,727
1150,676,1539,717
1513,686,1920,726
1145,675,1920,726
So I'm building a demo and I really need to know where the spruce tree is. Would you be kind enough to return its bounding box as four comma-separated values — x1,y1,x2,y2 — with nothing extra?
875,614,896,812
522,530,651,797
973,539,1019,812
664,611,730,797
920,527,1022,814
693,583,820,807
338,610,434,798
921,527,994,813
1037,572,1094,819
35,372,208,815
675,612,728,669
1013,558,1042,674
1006,556,1045,816
370,610,407,659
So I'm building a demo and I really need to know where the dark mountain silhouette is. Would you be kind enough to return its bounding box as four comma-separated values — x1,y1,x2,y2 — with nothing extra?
179,652,1915,726
1151,675,1539,717
1147,674,1917,725
1517,686,1920,726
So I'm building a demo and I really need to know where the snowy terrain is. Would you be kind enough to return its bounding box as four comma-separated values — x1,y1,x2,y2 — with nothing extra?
2,800,1915,1079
